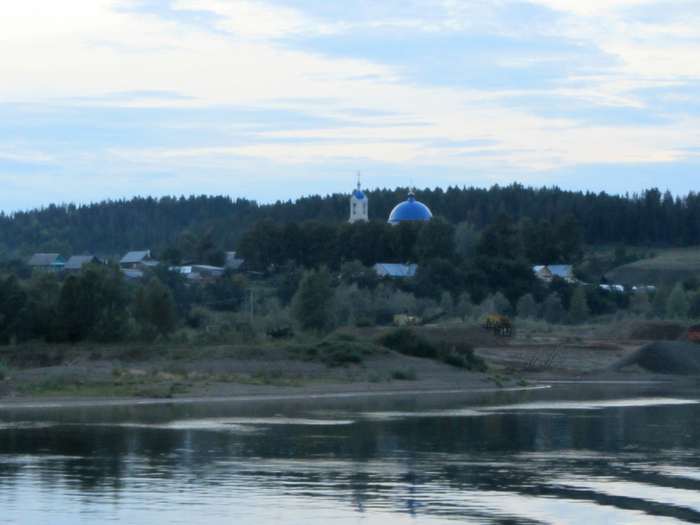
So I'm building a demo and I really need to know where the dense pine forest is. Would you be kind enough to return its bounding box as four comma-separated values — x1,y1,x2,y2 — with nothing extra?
1,184,699,258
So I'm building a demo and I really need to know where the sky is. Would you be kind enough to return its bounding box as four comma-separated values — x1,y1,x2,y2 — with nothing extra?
1,0,699,213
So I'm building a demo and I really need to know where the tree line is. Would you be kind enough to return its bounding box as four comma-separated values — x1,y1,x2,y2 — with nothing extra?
1,185,699,259
0,264,251,345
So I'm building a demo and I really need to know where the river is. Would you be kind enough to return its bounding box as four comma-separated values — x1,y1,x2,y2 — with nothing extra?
1,382,699,524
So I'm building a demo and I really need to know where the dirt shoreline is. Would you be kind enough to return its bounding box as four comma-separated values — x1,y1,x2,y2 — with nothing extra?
1,331,698,408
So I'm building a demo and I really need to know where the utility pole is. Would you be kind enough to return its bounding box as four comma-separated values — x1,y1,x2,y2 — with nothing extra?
250,290,254,325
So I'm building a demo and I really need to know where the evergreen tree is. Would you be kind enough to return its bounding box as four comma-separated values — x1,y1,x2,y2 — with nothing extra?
0,275,28,343
454,221,478,258
475,211,523,260
455,291,473,319
568,286,590,324
629,289,652,317
58,265,131,342
134,277,178,341
196,234,225,267
516,293,538,319
290,266,335,332
25,270,60,341
490,291,512,316
543,293,565,324
652,287,668,318
666,283,689,320
414,217,455,264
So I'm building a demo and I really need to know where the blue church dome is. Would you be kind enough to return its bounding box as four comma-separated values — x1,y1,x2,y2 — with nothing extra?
388,191,432,225
352,189,366,199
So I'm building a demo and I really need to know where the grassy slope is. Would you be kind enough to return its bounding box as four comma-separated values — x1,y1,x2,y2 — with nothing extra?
606,247,700,286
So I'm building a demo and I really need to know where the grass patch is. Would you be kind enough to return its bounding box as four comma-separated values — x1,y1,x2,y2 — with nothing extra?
17,368,191,397
211,373,349,387
288,334,386,367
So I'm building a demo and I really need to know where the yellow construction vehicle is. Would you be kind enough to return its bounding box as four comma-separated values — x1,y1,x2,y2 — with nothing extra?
482,313,514,337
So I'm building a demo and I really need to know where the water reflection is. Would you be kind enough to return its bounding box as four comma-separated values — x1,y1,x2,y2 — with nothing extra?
0,384,699,523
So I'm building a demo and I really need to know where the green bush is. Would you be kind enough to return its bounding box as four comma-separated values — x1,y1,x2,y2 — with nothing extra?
374,329,485,371
289,335,380,367
318,339,367,367
436,341,485,370
373,328,437,358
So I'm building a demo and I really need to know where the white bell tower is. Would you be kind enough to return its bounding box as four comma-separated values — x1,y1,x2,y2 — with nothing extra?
349,172,369,223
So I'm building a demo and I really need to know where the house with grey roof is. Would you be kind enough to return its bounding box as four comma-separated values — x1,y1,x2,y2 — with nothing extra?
65,255,105,271
120,250,159,270
532,264,575,283
373,263,419,278
26,254,66,271
177,265,225,282
548,265,574,280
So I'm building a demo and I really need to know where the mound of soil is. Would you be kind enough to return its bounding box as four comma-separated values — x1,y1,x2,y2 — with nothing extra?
608,341,700,375
595,321,688,342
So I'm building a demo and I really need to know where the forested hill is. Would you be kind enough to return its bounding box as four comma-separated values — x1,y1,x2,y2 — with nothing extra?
1,184,699,258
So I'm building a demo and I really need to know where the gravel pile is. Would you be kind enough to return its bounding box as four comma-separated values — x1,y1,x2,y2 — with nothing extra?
608,341,700,375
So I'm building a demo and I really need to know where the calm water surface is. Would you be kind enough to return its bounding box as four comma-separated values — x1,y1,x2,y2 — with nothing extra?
1,383,699,524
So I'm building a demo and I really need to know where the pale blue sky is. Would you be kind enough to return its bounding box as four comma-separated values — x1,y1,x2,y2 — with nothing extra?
0,0,699,212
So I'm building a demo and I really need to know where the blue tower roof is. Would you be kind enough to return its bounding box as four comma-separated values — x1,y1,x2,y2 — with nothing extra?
388,191,432,224
352,189,365,199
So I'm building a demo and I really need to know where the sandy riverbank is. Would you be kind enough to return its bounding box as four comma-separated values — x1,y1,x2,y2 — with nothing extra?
1,325,697,408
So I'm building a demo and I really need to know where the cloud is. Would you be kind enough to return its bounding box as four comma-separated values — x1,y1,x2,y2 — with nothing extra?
115,0,227,33
1,0,700,213
502,93,675,126
279,26,616,90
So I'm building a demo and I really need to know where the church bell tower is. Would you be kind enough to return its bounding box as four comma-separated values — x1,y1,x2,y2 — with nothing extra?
349,172,369,223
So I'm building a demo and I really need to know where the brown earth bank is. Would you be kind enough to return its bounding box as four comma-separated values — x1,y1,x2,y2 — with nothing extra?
0,324,698,406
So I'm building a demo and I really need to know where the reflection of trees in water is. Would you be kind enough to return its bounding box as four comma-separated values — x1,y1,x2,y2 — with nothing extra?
0,402,699,522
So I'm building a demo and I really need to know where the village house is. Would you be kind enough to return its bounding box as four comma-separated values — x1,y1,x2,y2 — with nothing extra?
26,253,66,272
64,255,105,272
533,264,575,283
533,265,552,280
177,264,225,282
120,250,159,270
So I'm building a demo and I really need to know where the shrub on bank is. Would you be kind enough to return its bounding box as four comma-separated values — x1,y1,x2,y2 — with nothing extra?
374,328,485,370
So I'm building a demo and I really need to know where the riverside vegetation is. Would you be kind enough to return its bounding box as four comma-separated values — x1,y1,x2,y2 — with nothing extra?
3,185,700,398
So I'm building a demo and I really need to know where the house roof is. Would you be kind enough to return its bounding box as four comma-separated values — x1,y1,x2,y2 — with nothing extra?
548,265,573,277
373,263,419,277
27,254,65,266
225,252,245,270
533,265,547,273
191,265,224,271
121,269,144,279
120,251,155,264
65,255,100,270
